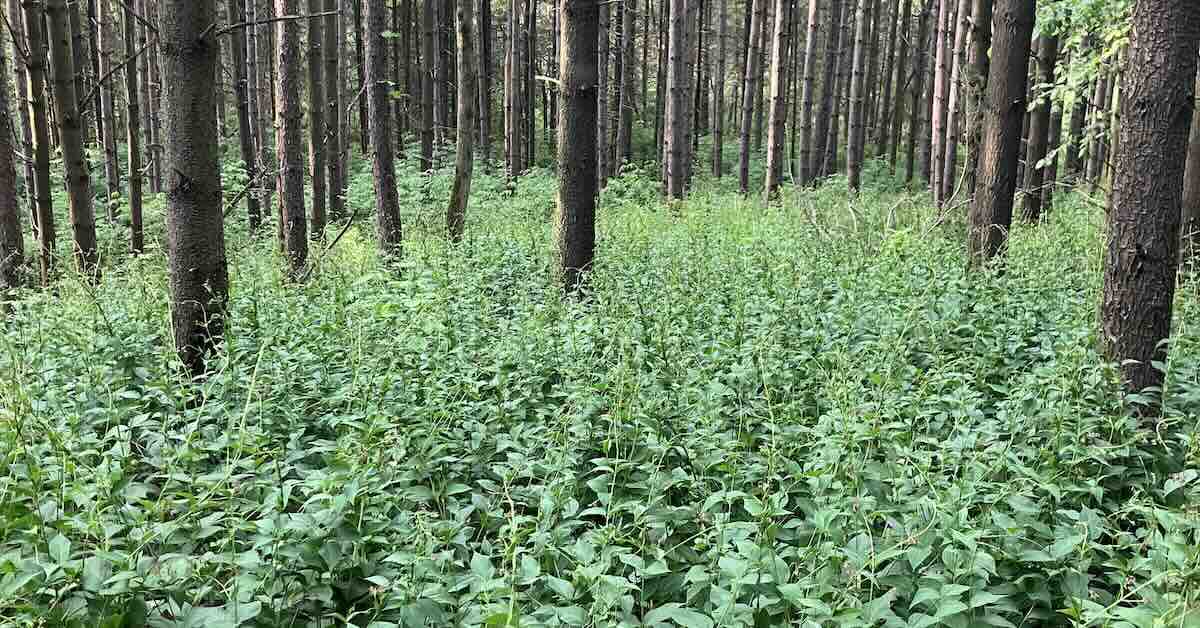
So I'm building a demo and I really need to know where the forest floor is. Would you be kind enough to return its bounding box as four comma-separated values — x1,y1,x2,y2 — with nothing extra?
2,157,1199,626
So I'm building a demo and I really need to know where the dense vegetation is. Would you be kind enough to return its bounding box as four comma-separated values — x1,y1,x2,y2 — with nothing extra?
2,151,1199,626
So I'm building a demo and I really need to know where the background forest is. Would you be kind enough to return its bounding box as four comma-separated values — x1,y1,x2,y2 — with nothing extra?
1,0,1200,626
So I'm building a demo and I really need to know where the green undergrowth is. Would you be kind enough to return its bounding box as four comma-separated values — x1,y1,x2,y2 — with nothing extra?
1,156,1199,627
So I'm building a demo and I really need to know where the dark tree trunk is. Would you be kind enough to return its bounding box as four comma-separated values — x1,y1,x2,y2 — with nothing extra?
1181,53,1200,261
886,0,911,172
764,0,792,197
21,0,54,285
0,0,22,288
966,0,1035,266
845,0,870,192
738,0,766,193
1102,0,1200,404
963,0,991,196
1041,101,1063,210
421,0,436,168
447,0,476,241
904,0,929,182
1064,75,1087,180
478,0,492,162
146,1,163,192
556,0,599,291
876,0,900,157
929,0,948,199
616,0,636,169
1086,74,1110,189
227,0,261,232
797,0,821,185
306,0,326,238
812,0,843,181
47,0,98,276
938,0,969,202
162,0,229,376
1020,34,1058,223
366,0,403,254
597,0,609,185
325,0,345,221
276,0,308,273
663,0,690,197
355,0,369,152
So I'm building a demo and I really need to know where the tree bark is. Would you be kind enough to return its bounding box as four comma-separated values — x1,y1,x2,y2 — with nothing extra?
616,0,636,170
963,0,990,196
875,0,900,156
1102,0,1200,404
477,0,492,162
797,0,821,185
764,0,791,197
354,0,369,152
936,0,968,202
597,0,609,186
1086,74,1110,189
162,0,229,376
966,0,1034,266
447,0,476,241
845,0,870,192
146,0,163,192
325,0,344,220
20,0,54,285
421,0,436,168
47,0,98,276
812,0,843,181
366,0,402,254
885,0,910,172
1019,34,1057,223
227,0,262,232
1041,101,1063,211
556,0,598,291
1064,74,1087,180
95,0,121,211
929,0,948,197
0,0,23,288
738,0,766,193
68,0,89,144
1181,53,1200,261
904,0,929,182
306,0,326,238
276,0,308,273
710,0,727,177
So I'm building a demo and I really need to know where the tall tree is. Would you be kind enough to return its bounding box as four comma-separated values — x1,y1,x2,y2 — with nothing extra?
146,0,163,192
325,0,344,220
366,0,403,254
47,0,98,276
885,0,910,171
276,0,308,274
307,0,326,238
597,1,609,185
228,0,262,232
477,0,492,162
421,0,436,168
122,0,143,253
813,0,844,180
447,0,476,241
710,0,728,177
162,0,229,375
738,0,766,193
1101,0,1200,402
556,0,599,290
355,0,369,151
95,0,120,212
0,0,22,288
1181,54,1200,260
616,0,636,170
797,0,821,185
929,0,949,197
966,0,1035,266
20,0,54,285
764,0,792,197
1020,33,1058,223
845,0,870,192
938,0,969,202
875,0,900,156
962,0,991,195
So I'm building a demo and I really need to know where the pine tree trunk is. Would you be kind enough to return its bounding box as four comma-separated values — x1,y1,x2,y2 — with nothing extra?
93,0,121,215
653,0,666,149
812,0,843,181
8,0,34,233
136,0,154,191
47,0,98,276
886,0,909,171
764,0,792,197
228,0,262,232
875,0,899,156
421,0,436,168
1181,54,1200,261
1101,0,1200,403
905,0,928,182
0,0,23,288
146,2,164,193
121,1,142,255
709,0,727,177
306,0,326,238
87,0,103,146
325,0,345,220
937,0,968,202
738,0,767,193
1064,76,1087,180
276,0,308,274
966,0,1034,266
433,0,447,145
822,0,851,177
395,0,406,147
556,0,598,290
663,0,689,198
366,0,403,254
1020,34,1057,223
21,0,54,285
963,0,990,196
862,0,881,142
355,0,369,152
929,0,949,198
447,0,476,241
597,1,609,185
754,1,770,151
68,0,89,145
797,0,820,185
162,0,229,375
845,0,870,191
615,0,636,169
1041,101,1063,210
478,0,492,161
1086,75,1110,189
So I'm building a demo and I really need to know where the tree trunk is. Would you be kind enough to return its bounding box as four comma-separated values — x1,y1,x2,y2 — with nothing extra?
822,0,851,177
276,0,308,274
433,0,448,145
1086,74,1110,189
306,0,326,238
90,0,120,215
227,0,262,232
366,0,403,254
764,0,791,197
1041,101,1063,210
8,0,35,236
845,0,870,192
47,0,98,276
653,0,666,148
937,0,968,202
597,1,609,186
886,0,910,171
162,0,229,376
421,0,436,168
478,0,492,162
875,0,900,156
146,1,163,192
1101,0,1200,404
1181,53,1200,261
797,0,820,185
0,0,22,288
354,0,369,152
966,0,1034,266
447,0,476,241
904,0,929,182
556,0,598,290
738,0,767,193
1020,34,1057,223
325,0,345,221
68,0,88,144
1064,76,1087,180
87,0,102,146
617,0,636,169
21,0,54,285
929,0,949,198
812,0,843,181
963,0,990,196
662,0,690,198
754,0,771,151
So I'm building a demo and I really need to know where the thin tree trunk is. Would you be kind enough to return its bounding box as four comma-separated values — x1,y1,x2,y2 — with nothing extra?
355,0,369,152
1181,51,1200,261
617,0,635,169
663,0,689,197
937,0,968,202
812,0,843,181
929,0,948,198
710,0,727,177
162,0,228,375
1064,75,1087,180
963,0,990,196
1086,74,1110,189
845,0,870,191
597,0,609,185
822,0,851,177
22,0,54,284
478,0,492,162
1020,34,1057,223
433,0,447,145
306,0,326,238
966,0,1034,266
325,0,344,221
366,0,402,254
228,0,262,232
122,0,143,253
738,0,767,193
0,0,22,288
146,1,163,192
276,0,308,274
447,0,476,241
875,0,899,155
8,0,36,234
47,0,98,276
1041,101,1063,210
1101,0,1200,403
886,0,910,171
797,0,820,185
905,0,928,182
68,0,88,144
421,0,436,168
653,0,666,149
556,0,598,291
754,0,770,151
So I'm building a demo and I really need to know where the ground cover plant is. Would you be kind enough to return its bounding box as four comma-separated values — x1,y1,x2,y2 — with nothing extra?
1,156,1198,627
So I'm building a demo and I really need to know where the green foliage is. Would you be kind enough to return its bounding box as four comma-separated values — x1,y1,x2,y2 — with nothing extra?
1,158,1199,627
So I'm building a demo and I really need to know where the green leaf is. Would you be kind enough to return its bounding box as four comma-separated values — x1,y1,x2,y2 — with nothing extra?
644,604,715,628
48,534,71,564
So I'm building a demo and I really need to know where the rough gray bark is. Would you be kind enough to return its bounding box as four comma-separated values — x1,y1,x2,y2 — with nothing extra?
20,0,54,285
1102,0,1200,403
146,0,163,192
929,0,948,198
421,0,435,168
845,0,870,192
47,0,98,277
962,0,990,196
797,0,820,185
616,0,636,170
96,0,121,213
0,0,23,288
1020,34,1058,223
307,0,326,238
738,0,766,193
597,0,609,185
122,0,143,253
886,0,910,171
938,0,969,202
228,0,262,232
710,0,728,177
162,0,229,376
276,0,307,273
325,0,344,220
447,0,476,241
556,0,598,290
366,0,402,254
764,0,792,197
663,0,690,198
966,0,1035,266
